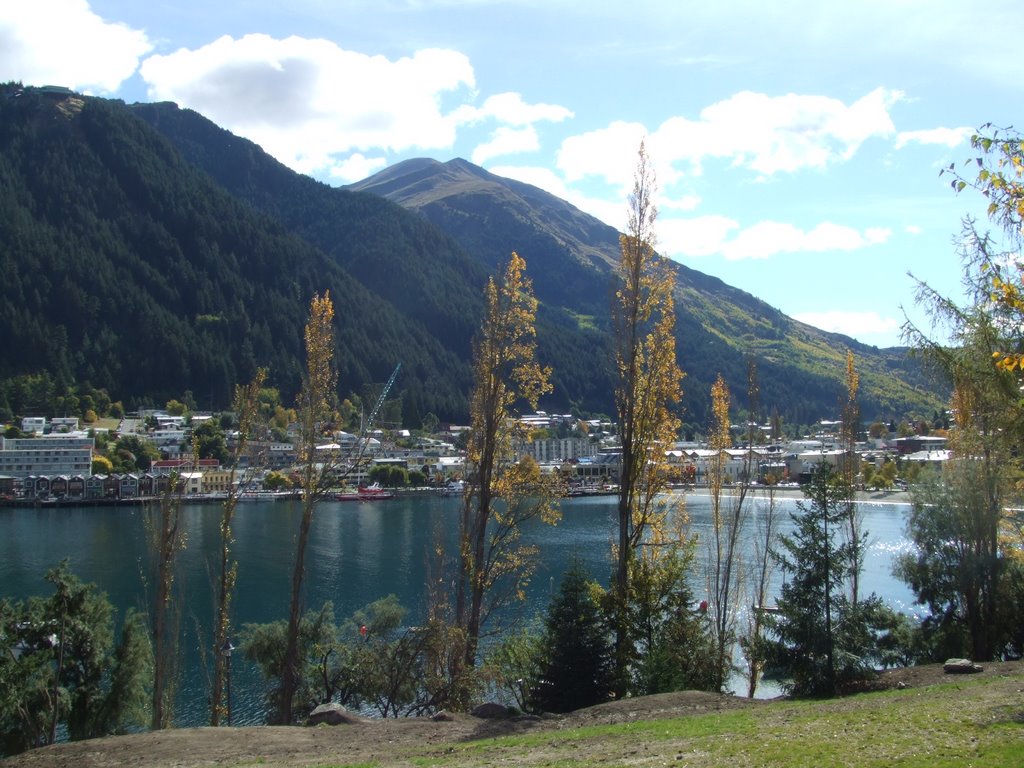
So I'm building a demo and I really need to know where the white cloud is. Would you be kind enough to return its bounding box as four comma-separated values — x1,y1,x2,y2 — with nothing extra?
472,125,540,164
453,92,573,127
905,225,923,235
139,34,475,175
0,0,151,93
895,126,974,149
328,153,388,183
659,194,702,213
556,120,649,185
792,310,901,339
720,221,892,260
556,89,902,188
659,216,740,258
659,218,892,261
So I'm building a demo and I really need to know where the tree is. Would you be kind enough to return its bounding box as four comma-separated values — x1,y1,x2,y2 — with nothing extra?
145,473,188,729
456,252,558,670
839,351,865,605
769,464,847,696
191,419,228,465
111,434,159,472
768,465,895,696
610,141,684,693
742,479,782,698
278,292,338,724
0,562,150,756
623,526,719,696
242,603,338,723
210,369,266,726
895,386,1009,661
531,563,614,713
705,373,749,691
91,455,113,475
900,124,1024,661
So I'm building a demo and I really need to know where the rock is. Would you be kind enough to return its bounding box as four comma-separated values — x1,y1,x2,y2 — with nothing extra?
431,710,456,722
308,702,364,726
895,681,907,690
943,658,984,674
471,702,514,719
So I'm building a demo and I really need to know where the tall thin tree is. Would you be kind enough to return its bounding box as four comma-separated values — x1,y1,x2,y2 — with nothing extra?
210,368,266,726
611,141,684,694
838,350,865,605
146,468,188,729
456,252,557,669
278,292,337,724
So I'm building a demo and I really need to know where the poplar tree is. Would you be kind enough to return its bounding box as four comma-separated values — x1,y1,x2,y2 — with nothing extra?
146,471,188,729
456,252,557,670
705,373,749,691
611,141,684,693
210,369,266,726
278,292,337,724
838,350,865,606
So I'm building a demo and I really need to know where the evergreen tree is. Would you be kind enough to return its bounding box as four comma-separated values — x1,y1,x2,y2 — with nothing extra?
532,563,614,714
769,465,893,696
769,464,848,696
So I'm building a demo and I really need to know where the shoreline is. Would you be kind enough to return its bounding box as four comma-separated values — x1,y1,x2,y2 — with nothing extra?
675,485,912,504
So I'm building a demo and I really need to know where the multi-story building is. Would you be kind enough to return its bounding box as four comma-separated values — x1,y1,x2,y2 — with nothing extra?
0,436,94,479
519,436,599,463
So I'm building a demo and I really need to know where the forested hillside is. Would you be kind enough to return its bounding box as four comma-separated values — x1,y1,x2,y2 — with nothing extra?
0,85,944,429
0,84,470,421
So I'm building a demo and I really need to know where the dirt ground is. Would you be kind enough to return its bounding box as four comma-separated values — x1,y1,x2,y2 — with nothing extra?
5,661,1020,768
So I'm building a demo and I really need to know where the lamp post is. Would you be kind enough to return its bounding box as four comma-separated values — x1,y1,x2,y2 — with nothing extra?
220,639,235,725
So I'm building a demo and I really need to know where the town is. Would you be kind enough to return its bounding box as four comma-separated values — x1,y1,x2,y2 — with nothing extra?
0,410,949,504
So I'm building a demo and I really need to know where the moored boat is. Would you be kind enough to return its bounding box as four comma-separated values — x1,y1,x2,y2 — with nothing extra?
335,482,395,502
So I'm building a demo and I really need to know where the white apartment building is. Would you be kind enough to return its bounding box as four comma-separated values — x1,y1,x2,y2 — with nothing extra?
520,436,599,463
0,436,94,478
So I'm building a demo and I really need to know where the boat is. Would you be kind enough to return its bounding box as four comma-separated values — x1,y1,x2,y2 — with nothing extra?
335,483,395,502
441,480,465,496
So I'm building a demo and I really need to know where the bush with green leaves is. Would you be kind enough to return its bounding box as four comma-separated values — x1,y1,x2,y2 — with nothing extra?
622,539,721,695
485,627,543,713
0,561,151,756
895,464,1015,661
241,595,473,722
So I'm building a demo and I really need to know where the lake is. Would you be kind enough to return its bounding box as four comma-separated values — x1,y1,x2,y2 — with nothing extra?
0,490,917,725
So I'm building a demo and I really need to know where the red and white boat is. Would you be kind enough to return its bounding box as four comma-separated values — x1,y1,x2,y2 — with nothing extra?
335,483,395,502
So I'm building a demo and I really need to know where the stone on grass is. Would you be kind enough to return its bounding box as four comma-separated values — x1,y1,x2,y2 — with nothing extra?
943,658,983,674
308,702,364,726
471,702,514,719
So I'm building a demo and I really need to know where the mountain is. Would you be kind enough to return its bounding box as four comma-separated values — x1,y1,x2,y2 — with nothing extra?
0,84,942,431
350,158,943,431
0,84,471,422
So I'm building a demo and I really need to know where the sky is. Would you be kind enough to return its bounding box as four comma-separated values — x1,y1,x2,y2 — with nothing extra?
3,0,1022,348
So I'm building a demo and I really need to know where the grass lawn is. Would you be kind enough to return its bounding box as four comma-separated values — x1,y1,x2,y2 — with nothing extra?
356,675,1023,768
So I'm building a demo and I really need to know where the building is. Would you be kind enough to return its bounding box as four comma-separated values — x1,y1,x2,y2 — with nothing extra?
519,436,599,463
21,417,46,435
0,436,94,479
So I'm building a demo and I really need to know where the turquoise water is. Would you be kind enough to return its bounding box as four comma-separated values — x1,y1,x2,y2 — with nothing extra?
0,492,915,724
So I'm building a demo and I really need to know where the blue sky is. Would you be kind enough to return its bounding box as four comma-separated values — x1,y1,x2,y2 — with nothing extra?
4,1,1021,348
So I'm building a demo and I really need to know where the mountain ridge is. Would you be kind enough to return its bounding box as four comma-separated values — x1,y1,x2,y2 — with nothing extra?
348,155,942,429
0,84,943,429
